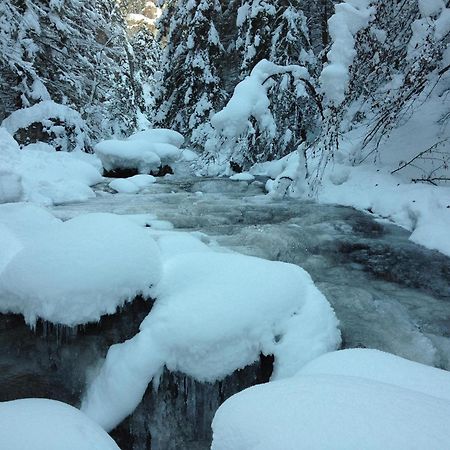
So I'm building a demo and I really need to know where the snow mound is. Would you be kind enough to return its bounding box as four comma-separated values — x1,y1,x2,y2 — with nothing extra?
109,175,156,194
95,129,185,174
212,372,450,450
82,252,340,431
0,129,102,205
0,399,120,450
299,349,450,401
127,129,184,148
230,172,255,181
0,212,162,326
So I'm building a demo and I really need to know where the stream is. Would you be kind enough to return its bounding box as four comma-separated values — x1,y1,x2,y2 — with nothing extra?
1,176,450,449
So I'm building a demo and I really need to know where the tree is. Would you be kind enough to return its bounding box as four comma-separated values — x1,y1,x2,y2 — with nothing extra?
153,0,225,148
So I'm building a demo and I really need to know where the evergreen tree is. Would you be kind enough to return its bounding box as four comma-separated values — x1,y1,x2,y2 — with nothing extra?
154,0,225,148
0,0,143,148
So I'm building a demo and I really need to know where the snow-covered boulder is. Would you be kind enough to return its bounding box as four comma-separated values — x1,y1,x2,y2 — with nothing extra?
0,129,102,205
82,251,340,431
212,350,450,450
0,211,162,327
94,129,185,176
0,399,120,450
212,373,450,450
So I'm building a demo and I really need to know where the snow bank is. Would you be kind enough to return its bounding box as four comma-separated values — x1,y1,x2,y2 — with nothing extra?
0,211,162,326
256,153,450,257
319,164,450,257
320,0,376,105
95,128,185,174
299,349,450,401
82,251,340,431
211,372,450,450
0,399,119,450
0,129,102,205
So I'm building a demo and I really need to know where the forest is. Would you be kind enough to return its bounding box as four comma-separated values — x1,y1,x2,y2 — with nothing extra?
0,1,450,449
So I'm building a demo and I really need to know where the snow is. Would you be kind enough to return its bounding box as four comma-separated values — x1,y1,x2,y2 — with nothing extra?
82,251,340,431
128,128,184,148
320,0,376,105
0,399,120,450
109,175,156,194
211,371,450,450
0,211,162,327
229,172,255,181
1,100,89,152
0,129,102,205
211,60,309,141
299,349,450,401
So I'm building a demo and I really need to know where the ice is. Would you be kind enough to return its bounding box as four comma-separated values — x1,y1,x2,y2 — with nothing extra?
0,398,120,450
0,211,162,326
211,371,450,450
82,250,340,431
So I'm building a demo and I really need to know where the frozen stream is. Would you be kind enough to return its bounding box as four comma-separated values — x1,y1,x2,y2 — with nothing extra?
52,176,450,369
2,176,448,449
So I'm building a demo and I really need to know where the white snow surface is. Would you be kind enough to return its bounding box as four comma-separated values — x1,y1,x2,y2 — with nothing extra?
82,251,340,431
211,371,450,450
108,175,156,194
229,172,255,181
0,129,102,205
127,129,184,148
0,211,162,326
299,349,450,401
0,399,120,450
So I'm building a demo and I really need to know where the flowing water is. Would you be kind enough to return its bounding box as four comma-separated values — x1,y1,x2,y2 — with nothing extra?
1,176,450,449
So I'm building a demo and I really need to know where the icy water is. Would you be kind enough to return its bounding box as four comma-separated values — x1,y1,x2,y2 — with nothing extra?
53,176,450,369
1,176,450,450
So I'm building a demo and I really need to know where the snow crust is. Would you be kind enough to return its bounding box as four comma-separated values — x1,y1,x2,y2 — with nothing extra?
0,129,102,205
0,399,120,450
212,349,450,450
0,209,162,326
82,251,340,431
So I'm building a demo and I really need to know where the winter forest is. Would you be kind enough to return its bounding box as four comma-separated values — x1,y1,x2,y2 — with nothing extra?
1,0,450,449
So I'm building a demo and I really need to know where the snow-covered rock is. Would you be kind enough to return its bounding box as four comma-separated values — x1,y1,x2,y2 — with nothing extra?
95,129,185,175
299,349,450,401
211,372,450,450
0,211,162,326
108,175,156,194
0,129,102,205
82,251,340,431
0,399,120,450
